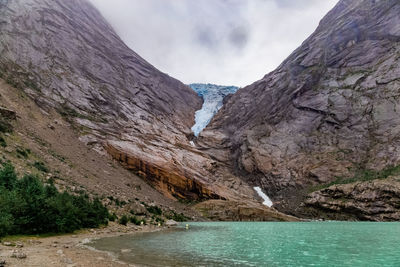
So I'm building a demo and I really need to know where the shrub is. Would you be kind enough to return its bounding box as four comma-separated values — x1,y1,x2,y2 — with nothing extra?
155,216,164,224
0,118,13,133
33,161,49,173
129,216,141,225
146,205,162,216
0,163,109,237
16,148,29,158
114,199,127,207
108,213,118,222
0,136,7,147
166,211,188,222
118,215,128,226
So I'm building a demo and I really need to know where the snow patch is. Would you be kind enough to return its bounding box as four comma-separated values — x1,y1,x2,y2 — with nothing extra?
254,186,273,207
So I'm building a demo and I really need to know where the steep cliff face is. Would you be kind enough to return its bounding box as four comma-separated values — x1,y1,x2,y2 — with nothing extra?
200,0,400,215
0,0,216,201
0,0,200,131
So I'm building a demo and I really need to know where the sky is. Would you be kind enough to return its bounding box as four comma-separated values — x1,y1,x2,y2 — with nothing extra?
90,0,339,87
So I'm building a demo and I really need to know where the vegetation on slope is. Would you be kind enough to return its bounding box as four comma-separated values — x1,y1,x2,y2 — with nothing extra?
311,164,400,192
0,162,109,237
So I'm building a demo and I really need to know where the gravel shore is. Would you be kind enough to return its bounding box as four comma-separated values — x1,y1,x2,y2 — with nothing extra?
0,222,164,267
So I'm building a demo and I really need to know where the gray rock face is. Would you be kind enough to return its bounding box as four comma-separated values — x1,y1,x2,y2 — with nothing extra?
304,177,400,221
200,0,400,214
0,0,201,133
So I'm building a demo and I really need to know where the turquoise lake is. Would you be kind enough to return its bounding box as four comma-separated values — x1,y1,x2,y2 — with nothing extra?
91,222,400,266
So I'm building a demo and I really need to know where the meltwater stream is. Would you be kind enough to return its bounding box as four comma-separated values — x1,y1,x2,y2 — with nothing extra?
91,222,400,267
190,83,238,137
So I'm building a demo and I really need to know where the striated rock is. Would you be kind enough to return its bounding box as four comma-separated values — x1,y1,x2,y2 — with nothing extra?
105,142,222,200
194,200,299,222
304,177,400,221
200,0,400,215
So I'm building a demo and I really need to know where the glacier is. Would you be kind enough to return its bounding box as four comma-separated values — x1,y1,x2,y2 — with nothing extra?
190,83,239,137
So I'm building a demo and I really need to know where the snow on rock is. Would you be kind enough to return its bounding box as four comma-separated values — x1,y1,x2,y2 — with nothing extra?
254,186,273,207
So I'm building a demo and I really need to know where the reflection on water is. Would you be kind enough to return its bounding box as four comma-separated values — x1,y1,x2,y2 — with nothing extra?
91,222,400,267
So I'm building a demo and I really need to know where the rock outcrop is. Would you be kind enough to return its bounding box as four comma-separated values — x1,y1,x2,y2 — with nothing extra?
105,141,221,200
194,200,299,222
304,177,400,221
200,0,400,216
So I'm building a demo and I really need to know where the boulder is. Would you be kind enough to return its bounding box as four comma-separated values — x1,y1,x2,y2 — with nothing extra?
0,107,16,120
165,220,178,227
11,250,26,259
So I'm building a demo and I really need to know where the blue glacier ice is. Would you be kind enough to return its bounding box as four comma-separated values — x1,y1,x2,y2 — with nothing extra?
190,83,239,137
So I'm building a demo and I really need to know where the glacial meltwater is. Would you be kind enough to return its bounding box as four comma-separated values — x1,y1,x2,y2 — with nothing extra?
91,222,400,266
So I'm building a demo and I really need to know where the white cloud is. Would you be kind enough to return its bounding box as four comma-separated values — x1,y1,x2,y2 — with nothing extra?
90,0,339,87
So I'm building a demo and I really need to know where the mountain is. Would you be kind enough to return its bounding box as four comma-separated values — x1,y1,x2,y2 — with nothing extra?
0,0,295,221
200,0,400,219
0,0,207,199
190,83,239,136
0,0,208,219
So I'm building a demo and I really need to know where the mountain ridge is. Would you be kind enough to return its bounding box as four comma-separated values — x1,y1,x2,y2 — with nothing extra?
200,0,400,218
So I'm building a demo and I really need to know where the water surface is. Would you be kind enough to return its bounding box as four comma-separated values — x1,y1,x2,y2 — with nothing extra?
91,222,400,266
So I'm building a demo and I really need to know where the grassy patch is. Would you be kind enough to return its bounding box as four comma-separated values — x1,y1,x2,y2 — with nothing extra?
16,147,30,158
33,161,49,173
310,164,400,192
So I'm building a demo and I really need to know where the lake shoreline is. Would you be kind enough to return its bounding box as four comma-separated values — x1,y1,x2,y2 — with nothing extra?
86,221,400,266
0,222,167,267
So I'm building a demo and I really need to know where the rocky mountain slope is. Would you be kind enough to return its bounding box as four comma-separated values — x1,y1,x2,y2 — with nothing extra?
0,78,199,222
200,0,400,218
0,0,294,221
0,0,209,200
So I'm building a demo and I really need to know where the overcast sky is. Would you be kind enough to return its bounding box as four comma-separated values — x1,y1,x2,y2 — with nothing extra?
90,0,338,87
